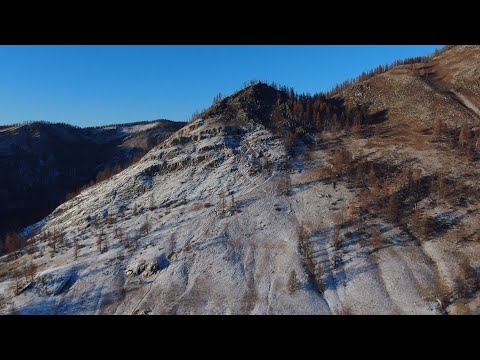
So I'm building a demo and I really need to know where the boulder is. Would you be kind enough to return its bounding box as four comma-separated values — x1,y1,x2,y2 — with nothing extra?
125,259,146,277
126,256,169,277
143,261,158,277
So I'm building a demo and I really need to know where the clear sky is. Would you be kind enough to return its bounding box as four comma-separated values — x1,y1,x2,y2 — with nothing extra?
0,45,442,127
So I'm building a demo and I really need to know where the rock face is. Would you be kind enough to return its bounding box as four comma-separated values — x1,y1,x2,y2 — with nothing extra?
125,258,159,277
1,46,480,314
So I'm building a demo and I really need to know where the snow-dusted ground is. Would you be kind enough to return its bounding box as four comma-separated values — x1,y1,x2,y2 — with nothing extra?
119,122,162,134
0,115,476,314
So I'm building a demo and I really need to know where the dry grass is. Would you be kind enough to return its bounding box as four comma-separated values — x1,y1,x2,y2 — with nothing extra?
302,151,315,162
240,287,258,314
338,305,354,315
191,202,205,212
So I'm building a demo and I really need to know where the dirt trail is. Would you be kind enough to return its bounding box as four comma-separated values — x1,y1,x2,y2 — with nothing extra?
451,90,480,119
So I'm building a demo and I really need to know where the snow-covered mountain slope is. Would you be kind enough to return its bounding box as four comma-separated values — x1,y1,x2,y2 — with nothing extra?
2,46,480,314
0,85,467,314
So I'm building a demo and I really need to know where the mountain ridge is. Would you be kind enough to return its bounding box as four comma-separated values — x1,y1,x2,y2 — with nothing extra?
1,45,480,314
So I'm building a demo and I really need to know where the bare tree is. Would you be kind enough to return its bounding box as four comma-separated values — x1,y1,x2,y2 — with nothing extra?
459,122,470,147
124,233,131,249
11,269,22,296
262,156,272,173
432,118,444,139
93,216,99,228
49,235,57,256
219,191,226,217
96,233,103,253
412,206,422,232
276,175,291,196
332,224,342,250
149,194,155,211
287,270,299,294
314,263,325,293
331,213,343,250
25,262,37,283
352,112,362,138
386,193,399,223
133,203,138,216
58,229,65,248
133,232,139,250
167,235,175,260
23,263,28,282
437,176,447,201
467,144,476,161
298,222,311,258
141,215,150,236
347,198,359,223
212,92,223,104
371,227,383,248
114,225,120,239
368,163,380,199
73,237,79,260
331,149,351,177
119,206,126,219
455,259,479,299
104,237,109,252
359,188,371,213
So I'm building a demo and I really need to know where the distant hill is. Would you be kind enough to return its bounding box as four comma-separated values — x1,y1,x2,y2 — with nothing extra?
0,119,185,240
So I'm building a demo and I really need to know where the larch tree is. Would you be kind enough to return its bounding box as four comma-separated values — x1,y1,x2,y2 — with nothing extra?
352,112,362,137
331,113,338,134
459,122,470,147
142,215,150,236
432,118,444,139
287,270,299,294
212,92,222,104
332,215,342,250
371,227,383,248
347,198,359,223
12,269,22,296
73,237,79,260
133,203,138,216
386,193,399,224
359,188,371,214
368,163,380,199
25,261,37,283
96,233,103,253
219,191,226,217
467,144,476,161
412,206,422,232
149,194,155,211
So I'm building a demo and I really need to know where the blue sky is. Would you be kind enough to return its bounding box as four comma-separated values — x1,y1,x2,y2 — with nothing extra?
0,45,442,127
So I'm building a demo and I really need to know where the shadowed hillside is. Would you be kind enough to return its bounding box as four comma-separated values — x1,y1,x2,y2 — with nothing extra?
0,119,185,246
